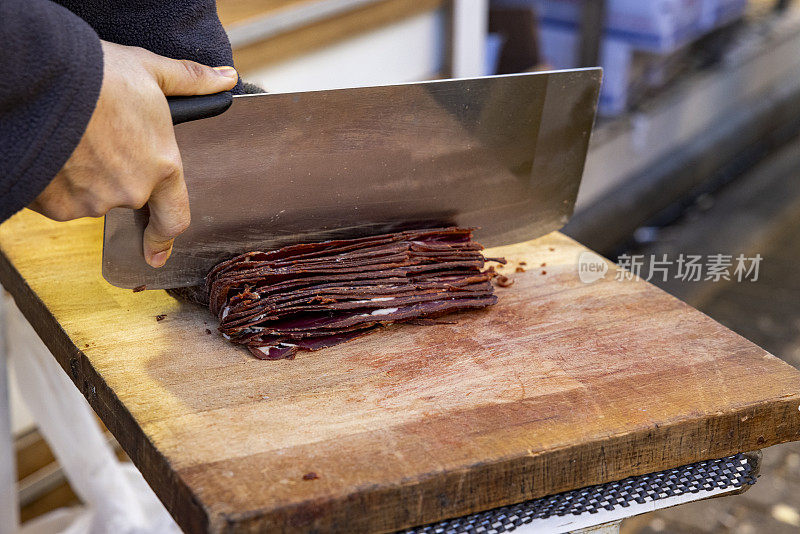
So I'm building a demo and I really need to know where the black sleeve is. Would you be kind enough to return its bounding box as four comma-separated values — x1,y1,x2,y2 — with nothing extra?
52,0,243,93
0,0,104,223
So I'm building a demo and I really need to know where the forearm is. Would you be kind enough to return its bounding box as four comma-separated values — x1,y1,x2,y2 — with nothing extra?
0,0,103,223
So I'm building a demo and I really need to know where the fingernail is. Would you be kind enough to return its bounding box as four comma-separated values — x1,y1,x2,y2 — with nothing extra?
149,250,169,268
213,66,238,79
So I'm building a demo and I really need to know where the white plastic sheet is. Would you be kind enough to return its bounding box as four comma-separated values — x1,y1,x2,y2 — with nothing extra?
1,292,19,534
3,292,179,534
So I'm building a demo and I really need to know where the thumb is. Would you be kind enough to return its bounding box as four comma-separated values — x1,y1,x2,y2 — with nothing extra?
147,55,238,96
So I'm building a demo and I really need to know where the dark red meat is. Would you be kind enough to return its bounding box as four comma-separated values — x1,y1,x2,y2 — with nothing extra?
206,227,503,360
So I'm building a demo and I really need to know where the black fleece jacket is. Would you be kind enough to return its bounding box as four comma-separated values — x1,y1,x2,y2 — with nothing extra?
0,0,238,223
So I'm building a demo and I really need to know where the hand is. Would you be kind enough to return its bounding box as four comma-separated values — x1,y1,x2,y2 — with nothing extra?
28,41,238,268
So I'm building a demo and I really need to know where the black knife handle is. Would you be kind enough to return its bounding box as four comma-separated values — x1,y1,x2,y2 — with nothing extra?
167,92,233,125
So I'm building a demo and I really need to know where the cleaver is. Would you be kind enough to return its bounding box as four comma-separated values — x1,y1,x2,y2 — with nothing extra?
102,68,602,289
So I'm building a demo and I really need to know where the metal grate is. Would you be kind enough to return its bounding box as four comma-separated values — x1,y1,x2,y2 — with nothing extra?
402,453,757,534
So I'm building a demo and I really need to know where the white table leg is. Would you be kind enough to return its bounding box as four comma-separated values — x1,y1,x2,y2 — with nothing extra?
0,291,20,534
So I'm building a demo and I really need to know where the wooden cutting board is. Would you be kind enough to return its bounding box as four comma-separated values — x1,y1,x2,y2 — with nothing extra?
1,210,799,533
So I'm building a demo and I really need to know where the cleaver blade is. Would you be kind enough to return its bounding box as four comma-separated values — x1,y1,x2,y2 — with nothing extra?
102,68,602,289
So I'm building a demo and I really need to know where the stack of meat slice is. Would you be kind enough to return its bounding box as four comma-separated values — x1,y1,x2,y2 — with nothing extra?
206,227,505,360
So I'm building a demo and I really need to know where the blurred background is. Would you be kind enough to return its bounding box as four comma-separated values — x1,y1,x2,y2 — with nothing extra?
10,0,800,531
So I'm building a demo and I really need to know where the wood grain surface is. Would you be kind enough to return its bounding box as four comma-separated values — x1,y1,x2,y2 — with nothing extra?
1,211,799,533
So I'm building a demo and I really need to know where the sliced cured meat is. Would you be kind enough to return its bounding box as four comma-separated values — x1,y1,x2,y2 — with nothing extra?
206,227,503,360
249,344,298,360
